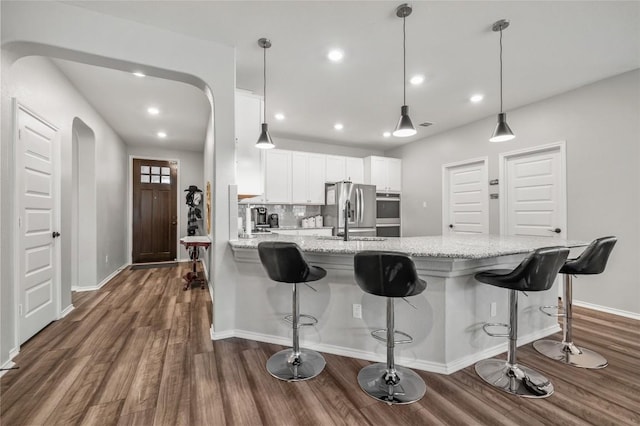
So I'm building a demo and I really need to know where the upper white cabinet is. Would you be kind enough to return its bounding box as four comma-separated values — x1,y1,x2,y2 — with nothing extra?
345,157,365,184
325,155,346,183
292,152,326,204
235,90,264,199
325,155,364,184
264,150,291,203
364,156,402,192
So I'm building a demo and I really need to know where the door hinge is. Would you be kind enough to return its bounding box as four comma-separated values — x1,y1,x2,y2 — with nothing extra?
18,129,21,140
18,304,22,316
18,217,21,228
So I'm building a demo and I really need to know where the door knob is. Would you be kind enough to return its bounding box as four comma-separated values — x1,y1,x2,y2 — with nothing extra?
549,228,561,234
449,224,454,229
52,231,61,238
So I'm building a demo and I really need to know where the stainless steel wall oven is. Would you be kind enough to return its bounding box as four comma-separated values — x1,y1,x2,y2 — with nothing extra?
376,192,401,237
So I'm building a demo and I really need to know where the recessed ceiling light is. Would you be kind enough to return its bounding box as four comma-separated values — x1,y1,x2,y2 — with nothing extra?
334,123,344,131
274,113,285,120
409,75,425,85
133,71,146,77
383,132,391,138
147,107,160,115
327,49,344,62
470,94,484,103
157,131,167,138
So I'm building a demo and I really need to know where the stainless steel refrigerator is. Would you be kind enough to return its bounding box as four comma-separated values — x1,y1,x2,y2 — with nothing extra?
322,181,376,237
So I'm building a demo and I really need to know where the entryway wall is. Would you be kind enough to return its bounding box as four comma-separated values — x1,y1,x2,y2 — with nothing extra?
127,146,204,261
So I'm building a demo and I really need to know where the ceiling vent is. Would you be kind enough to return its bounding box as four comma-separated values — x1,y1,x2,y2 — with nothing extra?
419,121,434,127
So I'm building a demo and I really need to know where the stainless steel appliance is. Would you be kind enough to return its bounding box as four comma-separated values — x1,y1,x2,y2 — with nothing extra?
251,207,269,229
268,213,279,228
376,192,401,237
322,181,376,237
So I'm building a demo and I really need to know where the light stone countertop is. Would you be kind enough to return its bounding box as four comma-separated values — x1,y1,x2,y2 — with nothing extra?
229,234,586,260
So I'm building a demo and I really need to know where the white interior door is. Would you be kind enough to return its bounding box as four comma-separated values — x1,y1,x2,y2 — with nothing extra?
500,142,566,239
442,158,489,234
16,106,60,344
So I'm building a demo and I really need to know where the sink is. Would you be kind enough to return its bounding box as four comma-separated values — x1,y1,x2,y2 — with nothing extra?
316,236,387,242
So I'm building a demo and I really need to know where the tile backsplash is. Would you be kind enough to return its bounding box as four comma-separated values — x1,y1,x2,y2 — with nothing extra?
238,204,322,228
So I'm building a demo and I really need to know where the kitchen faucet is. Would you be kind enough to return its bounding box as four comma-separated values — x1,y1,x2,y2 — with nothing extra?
342,181,354,241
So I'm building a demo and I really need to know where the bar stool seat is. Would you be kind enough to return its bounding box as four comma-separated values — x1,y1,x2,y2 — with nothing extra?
258,241,327,381
354,251,427,405
534,236,616,369
475,246,570,398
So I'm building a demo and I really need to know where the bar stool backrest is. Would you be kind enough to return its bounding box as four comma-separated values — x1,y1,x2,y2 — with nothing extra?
354,251,427,298
560,236,617,275
490,247,570,292
258,241,323,283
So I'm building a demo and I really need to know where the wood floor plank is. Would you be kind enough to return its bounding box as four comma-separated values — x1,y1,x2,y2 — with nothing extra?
2,263,638,426
80,400,123,426
190,352,226,426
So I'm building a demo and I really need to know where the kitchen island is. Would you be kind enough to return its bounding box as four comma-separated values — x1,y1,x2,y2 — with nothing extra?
227,234,584,374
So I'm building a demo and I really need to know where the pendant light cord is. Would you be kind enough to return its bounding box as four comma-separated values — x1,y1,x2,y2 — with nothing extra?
499,27,503,113
403,13,407,105
263,45,267,123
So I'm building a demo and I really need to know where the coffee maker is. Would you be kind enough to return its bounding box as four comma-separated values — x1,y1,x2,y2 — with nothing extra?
251,207,269,230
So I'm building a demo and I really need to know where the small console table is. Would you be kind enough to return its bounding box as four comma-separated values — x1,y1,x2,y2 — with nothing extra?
179,236,211,290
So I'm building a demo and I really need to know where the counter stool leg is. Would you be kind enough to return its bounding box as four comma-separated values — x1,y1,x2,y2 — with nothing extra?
266,282,326,381
357,298,426,405
476,290,554,398
533,274,608,369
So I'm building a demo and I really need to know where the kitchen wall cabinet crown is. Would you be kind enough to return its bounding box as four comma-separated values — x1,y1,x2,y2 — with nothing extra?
364,156,402,192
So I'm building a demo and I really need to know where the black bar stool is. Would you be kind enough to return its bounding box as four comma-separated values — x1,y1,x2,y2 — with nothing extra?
474,246,570,398
353,251,427,405
258,241,327,381
534,236,617,369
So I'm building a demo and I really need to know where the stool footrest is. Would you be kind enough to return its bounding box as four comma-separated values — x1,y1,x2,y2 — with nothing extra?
371,329,413,344
539,305,564,318
482,322,510,338
284,314,318,328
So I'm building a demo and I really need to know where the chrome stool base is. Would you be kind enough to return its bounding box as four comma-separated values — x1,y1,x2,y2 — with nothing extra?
533,340,608,369
266,348,326,382
475,359,554,398
357,363,427,405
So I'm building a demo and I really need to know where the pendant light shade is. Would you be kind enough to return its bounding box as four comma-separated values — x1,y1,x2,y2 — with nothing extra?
393,4,417,138
256,38,275,149
489,19,515,143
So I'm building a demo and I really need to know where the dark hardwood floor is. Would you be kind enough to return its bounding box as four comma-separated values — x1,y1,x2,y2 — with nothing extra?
1,263,639,425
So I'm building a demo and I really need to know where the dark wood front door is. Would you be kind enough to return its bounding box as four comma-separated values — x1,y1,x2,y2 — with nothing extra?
132,159,177,263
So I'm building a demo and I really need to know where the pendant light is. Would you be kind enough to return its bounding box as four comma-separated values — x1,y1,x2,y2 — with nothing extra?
489,19,515,142
392,3,417,138
256,38,275,149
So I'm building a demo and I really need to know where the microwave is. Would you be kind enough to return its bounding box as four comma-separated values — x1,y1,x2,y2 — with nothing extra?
376,192,400,225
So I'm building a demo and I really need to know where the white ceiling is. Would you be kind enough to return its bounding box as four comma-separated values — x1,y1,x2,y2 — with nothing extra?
59,1,639,152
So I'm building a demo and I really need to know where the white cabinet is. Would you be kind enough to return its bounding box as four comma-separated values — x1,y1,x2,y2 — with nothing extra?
364,156,402,192
235,91,264,200
292,152,326,204
264,150,291,203
345,157,364,184
326,155,364,184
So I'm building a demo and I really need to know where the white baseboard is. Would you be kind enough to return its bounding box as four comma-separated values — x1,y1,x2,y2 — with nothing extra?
72,263,128,292
573,300,640,320
207,324,561,375
59,304,75,319
1,347,20,378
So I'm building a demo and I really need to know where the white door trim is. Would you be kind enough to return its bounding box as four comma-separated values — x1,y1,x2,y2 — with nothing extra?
127,155,181,264
12,99,62,350
442,156,489,235
498,141,567,236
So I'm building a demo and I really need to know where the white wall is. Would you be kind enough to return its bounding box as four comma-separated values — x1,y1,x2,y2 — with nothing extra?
6,55,128,293
127,146,205,261
1,1,236,366
387,70,640,316
273,136,383,158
